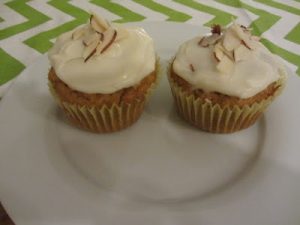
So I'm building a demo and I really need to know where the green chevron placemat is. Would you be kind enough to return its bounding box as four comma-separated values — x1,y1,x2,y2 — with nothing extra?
0,0,299,88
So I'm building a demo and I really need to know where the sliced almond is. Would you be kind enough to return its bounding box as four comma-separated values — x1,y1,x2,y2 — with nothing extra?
240,25,252,33
198,34,220,47
93,14,110,29
90,14,110,33
198,37,209,47
241,39,252,50
213,52,220,62
251,35,261,42
115,28,129,42
215,42,234,60
240,25,247,30
233,44,251,62
84,48,96,62
232,24,248,40
207,33,221,45
96,28,117,54
232,24,256,50
90,16,104,33
99,32,104,41
83,33,101,46
72,27,85,40
211,24,222,35
222,29,241,51
213,47,224,62
214,42,225,52
190,64,195,72
216,55,234,74
83,39,99,62
224,50,234,60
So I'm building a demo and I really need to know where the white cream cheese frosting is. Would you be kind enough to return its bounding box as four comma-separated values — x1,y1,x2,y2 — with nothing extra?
48,14,155,94
173,23,287,98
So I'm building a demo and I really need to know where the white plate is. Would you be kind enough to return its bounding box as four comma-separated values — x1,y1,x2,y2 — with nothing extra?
1,22,300,225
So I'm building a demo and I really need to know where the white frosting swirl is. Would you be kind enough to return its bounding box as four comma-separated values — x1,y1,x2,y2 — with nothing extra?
173,24,287,98
48,23,155,94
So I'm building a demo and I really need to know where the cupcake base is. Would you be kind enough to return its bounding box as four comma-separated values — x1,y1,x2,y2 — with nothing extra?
49,60,160,133
168,64,286,133
59,100,146,133
172,91,266,133
49,80,156,133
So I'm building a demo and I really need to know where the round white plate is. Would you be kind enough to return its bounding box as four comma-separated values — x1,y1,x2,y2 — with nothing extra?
1,22,300,225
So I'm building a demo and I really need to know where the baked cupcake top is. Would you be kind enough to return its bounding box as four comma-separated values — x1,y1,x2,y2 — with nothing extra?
48,14,155,94
173,23,287,98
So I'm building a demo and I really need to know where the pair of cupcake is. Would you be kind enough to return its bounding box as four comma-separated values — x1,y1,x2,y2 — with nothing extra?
48,13,286,133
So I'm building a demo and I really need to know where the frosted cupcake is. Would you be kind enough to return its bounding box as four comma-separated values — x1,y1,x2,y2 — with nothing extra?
169,23,287,133
48,14,158,133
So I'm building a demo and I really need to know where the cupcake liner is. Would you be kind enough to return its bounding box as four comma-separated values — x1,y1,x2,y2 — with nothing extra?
49,79,155,133
168,61,286,133
49,59,161,133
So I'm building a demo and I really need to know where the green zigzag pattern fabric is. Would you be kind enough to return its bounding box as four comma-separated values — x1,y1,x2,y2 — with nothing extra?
0,0,300,86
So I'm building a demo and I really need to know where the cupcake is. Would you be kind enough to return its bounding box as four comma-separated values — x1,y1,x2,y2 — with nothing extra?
169,23,287,133
48,13,158,133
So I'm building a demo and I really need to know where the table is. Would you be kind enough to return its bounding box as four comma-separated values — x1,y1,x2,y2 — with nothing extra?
0,203,13,225
1,1,299,224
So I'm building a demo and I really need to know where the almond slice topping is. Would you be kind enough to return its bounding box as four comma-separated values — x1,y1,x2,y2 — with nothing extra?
213,47,224,62
251,35,261,42
198,34,220,47
72,27,85,40
233,44,251,62
240,25,252,33
233,24,248,40
190,64,195,72
115,28,129,42
241,39,252,50
216,55,234,74
83,33,101,46
222,29,241,51
240,25,247,30
232,24,256,50
96,28,117,54
211,24,222,35
213,52,220,62
214,42,234,60
83,39,99,62
90,14,110,33
93,14,110,29
198,37,209,47
207,33,221,45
